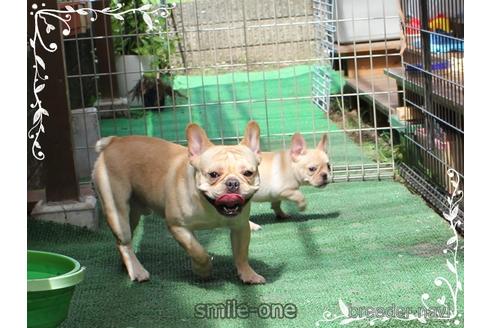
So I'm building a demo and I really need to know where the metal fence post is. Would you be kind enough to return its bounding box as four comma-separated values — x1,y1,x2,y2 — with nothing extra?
93,0,120,98
419,0,434,151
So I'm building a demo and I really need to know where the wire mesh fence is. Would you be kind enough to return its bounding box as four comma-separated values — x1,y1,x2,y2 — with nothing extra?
397,0,464,197
48,0,407,184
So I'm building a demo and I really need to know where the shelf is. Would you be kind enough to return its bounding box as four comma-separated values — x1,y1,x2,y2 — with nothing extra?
344,72,406,131
385,67,464,114
335,40,402,54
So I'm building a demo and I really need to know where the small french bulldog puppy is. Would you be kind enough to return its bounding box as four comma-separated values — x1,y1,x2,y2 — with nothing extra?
92,121,265,284
249,133,331,231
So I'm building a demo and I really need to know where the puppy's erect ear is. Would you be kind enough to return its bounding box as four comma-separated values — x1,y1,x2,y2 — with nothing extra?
290,133,307,160
186,123,213,162
317,134,328,152
240,121,261,157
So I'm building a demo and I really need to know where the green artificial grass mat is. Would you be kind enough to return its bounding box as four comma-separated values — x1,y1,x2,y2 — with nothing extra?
99,65,374,165
28,180,464,327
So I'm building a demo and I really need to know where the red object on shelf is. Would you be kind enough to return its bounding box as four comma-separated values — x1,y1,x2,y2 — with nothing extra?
429,13,451,32
406,17,421,35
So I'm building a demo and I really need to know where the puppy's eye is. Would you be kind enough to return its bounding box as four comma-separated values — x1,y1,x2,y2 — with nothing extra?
208,171,220,179
243,170,254,177
327,163,331,171
309,166,317,172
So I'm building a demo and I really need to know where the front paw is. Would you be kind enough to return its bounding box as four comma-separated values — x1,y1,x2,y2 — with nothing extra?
275,211,291,220
297,200,307,212
237,267,266,284
249,221,262,231
128,265,150,282
192,257,212,278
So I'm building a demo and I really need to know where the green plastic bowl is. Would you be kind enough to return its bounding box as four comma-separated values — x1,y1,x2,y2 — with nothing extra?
27,250,85,328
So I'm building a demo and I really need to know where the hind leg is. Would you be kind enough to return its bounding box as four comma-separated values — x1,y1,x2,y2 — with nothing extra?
129,199,149,234
114,199,149,282
113,201,150,282
117,243,150,282
120,199,150,281
271,201,290,219
93,160,149,282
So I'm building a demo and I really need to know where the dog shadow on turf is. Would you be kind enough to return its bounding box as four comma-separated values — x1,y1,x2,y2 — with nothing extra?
250,211,341,260
134,212,340,287
145,252,286,289
135,219,285,288
249,211,340,227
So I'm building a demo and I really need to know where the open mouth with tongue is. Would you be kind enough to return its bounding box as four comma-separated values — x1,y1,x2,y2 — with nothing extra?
207,193,246,217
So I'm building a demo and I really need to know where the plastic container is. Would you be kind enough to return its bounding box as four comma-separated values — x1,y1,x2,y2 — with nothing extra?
27,250,85,328
334,0,400,43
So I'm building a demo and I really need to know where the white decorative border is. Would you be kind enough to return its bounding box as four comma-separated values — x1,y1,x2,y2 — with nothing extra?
28,2,175,160
316,168,463,326
30,5,464,324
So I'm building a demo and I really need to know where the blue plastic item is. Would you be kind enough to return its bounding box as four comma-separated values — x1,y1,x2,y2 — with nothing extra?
406,61,449,72
412,33,464,53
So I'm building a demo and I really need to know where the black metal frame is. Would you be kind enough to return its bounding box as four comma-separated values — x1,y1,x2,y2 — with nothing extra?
399,0,464,218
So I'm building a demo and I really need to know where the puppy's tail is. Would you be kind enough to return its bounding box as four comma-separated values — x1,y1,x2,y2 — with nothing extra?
95,136,115,153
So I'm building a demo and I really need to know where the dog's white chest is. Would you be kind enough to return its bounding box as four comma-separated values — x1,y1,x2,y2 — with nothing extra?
253,154,284,202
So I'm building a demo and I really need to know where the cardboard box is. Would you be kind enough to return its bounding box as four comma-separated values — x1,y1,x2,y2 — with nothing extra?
395,106,422,121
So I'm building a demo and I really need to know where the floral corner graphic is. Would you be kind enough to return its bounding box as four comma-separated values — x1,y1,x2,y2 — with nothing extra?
28,2,176,160
315,168,463,326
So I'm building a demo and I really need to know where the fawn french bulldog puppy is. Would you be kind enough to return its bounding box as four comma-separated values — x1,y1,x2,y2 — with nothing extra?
92,121,266,284
249,133,331,231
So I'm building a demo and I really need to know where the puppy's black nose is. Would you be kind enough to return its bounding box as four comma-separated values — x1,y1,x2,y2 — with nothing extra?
321,173,328,181
225,178,240,193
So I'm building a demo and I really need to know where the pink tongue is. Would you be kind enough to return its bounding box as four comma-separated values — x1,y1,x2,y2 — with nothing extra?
215,194,245,207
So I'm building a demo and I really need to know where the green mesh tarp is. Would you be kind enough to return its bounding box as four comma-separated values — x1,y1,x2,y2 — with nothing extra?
100,65,374,166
